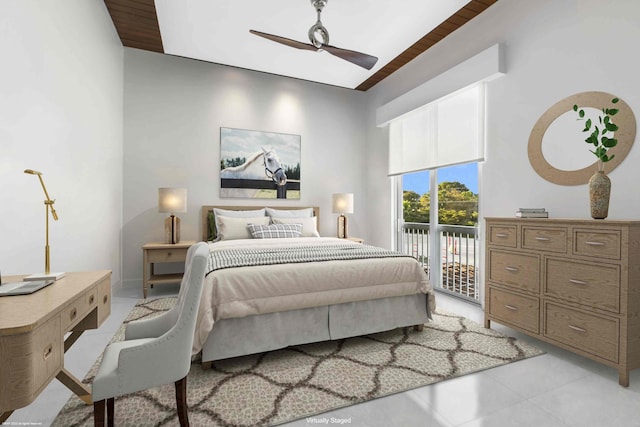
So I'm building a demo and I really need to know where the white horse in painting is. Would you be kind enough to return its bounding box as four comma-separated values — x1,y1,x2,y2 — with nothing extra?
220,146,287,197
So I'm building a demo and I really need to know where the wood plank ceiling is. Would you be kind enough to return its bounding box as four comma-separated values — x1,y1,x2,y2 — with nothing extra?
104,0,497,92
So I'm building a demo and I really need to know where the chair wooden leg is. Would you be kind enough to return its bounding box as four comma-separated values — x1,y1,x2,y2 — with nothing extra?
175,376,190,427
107,398,114,427
93,400,105,427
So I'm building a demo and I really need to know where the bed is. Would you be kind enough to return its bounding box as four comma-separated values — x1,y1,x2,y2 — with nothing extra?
196,205,435,367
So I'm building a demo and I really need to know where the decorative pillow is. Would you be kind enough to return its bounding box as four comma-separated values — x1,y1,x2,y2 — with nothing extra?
207,211,216,241
266,207,314,218
212,208,266,240
248,223,303,239
216,215,270,240
272,217,320,237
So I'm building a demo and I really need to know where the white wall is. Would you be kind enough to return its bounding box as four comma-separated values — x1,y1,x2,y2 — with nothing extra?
122,49,368,287
366,0,640,248
0,1,123,282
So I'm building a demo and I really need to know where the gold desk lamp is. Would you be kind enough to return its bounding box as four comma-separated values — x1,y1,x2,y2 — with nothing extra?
24,169,65,281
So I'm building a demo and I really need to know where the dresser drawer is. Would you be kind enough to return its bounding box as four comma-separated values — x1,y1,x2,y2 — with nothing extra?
545,258,620,313
0,315,62,411
488,224,517,247
488,287,539,334
488,250,540,293
62,294,91,331
544,302,619,363
573,229,621,260
30,315,63,396
522,226,567,253
147,247,188,263
97,274,111,325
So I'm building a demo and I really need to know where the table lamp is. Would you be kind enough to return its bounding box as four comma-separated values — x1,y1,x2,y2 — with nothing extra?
158,188,187,244
24,169,65,281
332,193,353,239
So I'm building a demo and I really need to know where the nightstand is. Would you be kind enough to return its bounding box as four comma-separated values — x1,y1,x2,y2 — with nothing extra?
346,237,364,244
142,241,196,298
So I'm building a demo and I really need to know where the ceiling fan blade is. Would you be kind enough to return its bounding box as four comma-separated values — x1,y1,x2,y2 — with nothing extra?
250,30,317,52
323,45,378,70
250,30,378,71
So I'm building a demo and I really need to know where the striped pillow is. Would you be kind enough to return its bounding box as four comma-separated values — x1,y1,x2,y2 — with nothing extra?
248,223,303,239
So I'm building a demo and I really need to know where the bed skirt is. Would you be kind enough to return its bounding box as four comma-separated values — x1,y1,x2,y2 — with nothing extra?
201,293,429,364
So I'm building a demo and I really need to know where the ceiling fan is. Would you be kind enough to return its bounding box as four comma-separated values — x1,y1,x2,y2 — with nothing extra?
250,0,378,70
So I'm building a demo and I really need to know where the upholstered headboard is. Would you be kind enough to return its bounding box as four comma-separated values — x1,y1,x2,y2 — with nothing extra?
201,205,320,241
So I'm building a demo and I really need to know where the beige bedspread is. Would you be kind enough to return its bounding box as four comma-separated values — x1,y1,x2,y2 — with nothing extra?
194,237,433,353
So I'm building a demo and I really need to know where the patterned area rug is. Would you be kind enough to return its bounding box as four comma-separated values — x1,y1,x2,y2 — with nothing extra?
53,297,543,426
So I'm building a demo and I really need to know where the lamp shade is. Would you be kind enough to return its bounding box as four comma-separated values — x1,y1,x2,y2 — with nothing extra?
158,188,187,213
332,193,354,214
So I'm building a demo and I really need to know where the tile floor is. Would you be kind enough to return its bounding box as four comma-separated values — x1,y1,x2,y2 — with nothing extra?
5,286,640,426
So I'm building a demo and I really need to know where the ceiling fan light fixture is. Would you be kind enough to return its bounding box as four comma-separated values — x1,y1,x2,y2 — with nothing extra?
310,0,327,11
309,23,329,48
250,0,378,70
308,0,329,48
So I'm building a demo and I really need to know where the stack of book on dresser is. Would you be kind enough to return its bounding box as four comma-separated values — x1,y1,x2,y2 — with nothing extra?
516,208,548,218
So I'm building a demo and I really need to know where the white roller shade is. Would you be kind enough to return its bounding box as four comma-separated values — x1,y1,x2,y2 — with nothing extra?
389,108,432,176
388,83,485,176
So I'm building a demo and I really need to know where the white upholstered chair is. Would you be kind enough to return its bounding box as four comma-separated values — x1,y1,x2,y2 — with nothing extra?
92,242,209,427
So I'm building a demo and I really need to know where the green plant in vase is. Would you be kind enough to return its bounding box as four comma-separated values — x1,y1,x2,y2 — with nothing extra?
573,97,620,219
573,97,619,170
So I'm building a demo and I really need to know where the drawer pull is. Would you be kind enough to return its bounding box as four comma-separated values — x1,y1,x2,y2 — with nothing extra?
103,295,109,304
505,266,519,272
89,295,95,305
504,304,518,311
167,252,172,257
70,308,77,321
495,233,509,238
568,324,587,333
569,279,588,286
535,236,551,241
43,344,53,360
585,241,605,246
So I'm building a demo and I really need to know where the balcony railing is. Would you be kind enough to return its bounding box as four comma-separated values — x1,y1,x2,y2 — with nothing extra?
401,222,479,302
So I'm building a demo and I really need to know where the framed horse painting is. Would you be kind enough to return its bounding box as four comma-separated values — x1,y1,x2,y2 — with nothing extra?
219,127,301,199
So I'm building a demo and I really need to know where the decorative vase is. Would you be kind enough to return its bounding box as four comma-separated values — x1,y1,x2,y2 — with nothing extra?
589,168,611,219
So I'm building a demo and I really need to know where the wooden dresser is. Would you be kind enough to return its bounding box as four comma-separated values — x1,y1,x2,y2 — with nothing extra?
484,218,640,386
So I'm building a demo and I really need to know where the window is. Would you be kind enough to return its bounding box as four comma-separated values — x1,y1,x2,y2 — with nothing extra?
380,45,504,303
436,163,478,227
391,83,484,303
400,163,480,302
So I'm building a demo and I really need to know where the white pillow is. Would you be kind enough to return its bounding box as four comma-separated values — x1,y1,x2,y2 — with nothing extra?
248,223,303,239
214,207,266,219
272,217,320,237
266,207,314,218
213,208,266,239
217,215,270,240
